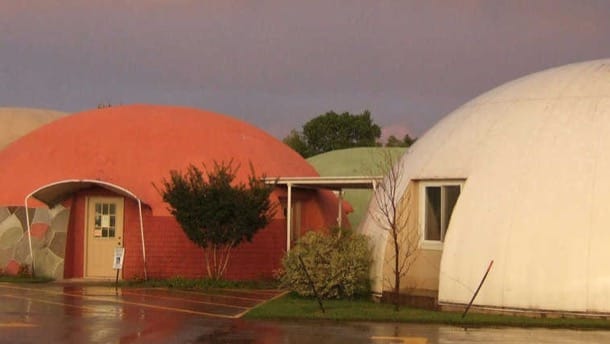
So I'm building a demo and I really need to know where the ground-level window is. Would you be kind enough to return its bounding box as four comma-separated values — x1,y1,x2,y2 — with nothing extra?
420,181,463,245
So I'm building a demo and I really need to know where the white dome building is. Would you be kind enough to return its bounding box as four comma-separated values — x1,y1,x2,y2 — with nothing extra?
362,59,610,314
0,107,65,149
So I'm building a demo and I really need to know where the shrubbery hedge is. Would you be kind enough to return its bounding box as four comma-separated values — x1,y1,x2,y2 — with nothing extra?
278,229,372,299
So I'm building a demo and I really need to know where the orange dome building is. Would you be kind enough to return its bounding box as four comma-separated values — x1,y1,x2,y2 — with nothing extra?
0,105,346,280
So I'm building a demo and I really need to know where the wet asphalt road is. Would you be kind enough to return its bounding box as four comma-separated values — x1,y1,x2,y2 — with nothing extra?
2,283,610,343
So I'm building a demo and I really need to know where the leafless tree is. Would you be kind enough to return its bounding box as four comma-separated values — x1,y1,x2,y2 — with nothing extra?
369,149,419,311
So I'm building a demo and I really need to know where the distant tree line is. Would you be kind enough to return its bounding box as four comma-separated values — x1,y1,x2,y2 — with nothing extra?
384,133,416,148
283,110,415,158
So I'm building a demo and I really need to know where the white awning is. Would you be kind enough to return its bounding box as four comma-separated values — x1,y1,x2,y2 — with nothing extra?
266,175,383,190
265,176,383,252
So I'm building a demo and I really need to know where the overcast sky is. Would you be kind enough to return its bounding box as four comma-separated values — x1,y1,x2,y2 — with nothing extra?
2,1,610,139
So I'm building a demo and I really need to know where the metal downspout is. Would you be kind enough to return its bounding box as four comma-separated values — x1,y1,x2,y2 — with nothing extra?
24,196,35,276
137,199,148,280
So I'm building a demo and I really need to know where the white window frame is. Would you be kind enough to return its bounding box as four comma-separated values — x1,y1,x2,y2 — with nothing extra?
419,180,464,250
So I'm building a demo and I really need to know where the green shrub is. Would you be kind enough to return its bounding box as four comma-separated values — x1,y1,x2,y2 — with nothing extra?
279,229,372,299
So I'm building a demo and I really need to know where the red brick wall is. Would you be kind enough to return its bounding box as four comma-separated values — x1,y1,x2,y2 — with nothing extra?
63,195,83,278
63,186,344,281
222,218,286,280
132,215,206,279
122,215,287,280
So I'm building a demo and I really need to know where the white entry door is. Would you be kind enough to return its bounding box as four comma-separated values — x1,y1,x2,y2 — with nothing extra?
85,197,124,278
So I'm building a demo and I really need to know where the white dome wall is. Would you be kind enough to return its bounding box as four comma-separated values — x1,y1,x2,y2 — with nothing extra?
363,59,610,313
436,60,610,313
360,68,506,294
0,107,65,149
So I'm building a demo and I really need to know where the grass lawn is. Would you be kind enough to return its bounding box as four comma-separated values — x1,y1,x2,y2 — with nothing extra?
123,276,279,290
0,275,53,283
1,274,279,290
245,293,610,329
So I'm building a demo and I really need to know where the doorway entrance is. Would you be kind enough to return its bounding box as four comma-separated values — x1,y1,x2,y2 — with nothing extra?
85,197,124,278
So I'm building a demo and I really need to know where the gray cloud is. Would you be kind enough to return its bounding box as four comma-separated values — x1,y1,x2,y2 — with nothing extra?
1,0,610,137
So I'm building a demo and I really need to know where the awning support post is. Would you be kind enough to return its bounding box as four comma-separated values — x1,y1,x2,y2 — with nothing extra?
286,183,292,252
337,189,343,228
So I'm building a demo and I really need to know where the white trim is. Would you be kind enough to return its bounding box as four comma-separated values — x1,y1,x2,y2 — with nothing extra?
266,176,383,190
84,196,89,277
418,180,465,250
26,179,141,202
137,199,147,280
24,200,34,275
336,190,343,227
286,183,292,252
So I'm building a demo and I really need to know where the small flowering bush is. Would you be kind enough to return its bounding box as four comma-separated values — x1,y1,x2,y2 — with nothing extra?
279,229,372,299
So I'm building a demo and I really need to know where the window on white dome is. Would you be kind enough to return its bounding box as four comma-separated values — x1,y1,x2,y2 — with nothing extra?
420,181,463,246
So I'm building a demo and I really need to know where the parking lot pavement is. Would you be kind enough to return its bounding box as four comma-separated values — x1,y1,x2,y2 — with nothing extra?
3,283,610,343
0,282,288,343
0,282,284,319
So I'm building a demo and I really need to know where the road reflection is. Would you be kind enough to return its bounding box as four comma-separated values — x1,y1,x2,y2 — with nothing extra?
236,320,610,344
1,284,609,343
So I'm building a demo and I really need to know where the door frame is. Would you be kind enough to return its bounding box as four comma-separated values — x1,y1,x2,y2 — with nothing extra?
84,196,125,279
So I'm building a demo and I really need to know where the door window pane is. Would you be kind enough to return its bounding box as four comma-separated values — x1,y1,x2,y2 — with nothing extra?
94,202,117,239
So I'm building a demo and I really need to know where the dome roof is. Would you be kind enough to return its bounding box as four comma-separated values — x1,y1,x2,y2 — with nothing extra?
0,105,318,215
0,107,65,149
362,59,610,313
307,147,406,229
437,59,610,313
307,147,406,176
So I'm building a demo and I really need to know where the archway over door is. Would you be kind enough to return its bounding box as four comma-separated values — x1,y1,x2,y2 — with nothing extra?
24,179,149,280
